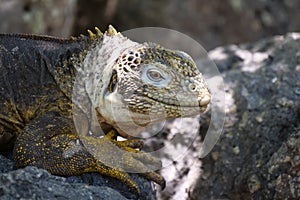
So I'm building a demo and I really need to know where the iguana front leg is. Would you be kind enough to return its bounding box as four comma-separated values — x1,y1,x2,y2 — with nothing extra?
13,111,165,195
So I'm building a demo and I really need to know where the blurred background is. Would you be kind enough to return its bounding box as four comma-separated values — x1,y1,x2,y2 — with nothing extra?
1,0,300,50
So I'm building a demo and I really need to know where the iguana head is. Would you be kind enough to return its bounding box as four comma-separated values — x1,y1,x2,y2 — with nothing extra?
107,43,210,118
82,26,210,136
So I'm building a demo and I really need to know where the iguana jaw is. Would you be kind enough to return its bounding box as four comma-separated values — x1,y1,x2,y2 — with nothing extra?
97,89,162,138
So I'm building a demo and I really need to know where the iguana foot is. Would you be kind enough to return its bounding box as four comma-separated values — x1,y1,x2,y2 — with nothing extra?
82,129,165,194
108,129,166,188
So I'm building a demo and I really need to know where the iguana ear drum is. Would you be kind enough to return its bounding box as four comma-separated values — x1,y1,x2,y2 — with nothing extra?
108,70,118,93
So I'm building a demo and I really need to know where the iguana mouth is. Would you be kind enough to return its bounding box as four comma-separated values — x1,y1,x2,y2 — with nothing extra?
143,93,210,109
121,93,210,118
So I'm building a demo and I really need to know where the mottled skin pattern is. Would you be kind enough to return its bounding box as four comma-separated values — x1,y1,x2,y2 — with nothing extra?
0,26,210,195
0,34,86,150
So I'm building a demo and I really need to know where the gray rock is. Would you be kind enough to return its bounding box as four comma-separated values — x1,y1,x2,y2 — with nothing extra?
0,154,13,173
190,33,300,199
0,155,156,200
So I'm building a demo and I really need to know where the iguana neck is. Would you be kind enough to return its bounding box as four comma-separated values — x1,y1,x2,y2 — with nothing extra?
70,30,140,136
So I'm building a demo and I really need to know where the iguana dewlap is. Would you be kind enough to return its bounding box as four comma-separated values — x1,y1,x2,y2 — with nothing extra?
0,26,210,195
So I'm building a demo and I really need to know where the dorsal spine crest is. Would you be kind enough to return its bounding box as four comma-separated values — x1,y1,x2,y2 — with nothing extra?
87,27,103,41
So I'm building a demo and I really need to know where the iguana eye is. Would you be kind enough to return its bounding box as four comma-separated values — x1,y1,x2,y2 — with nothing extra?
147,69,164,82
141,65,171,87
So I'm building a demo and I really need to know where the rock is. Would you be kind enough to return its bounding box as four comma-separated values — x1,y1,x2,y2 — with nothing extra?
190,33,300,199
0,155,156,200
142,117,205,200
0,0,76,37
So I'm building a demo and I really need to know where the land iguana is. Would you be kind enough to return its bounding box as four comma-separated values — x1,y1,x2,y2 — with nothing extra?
0,25,210,195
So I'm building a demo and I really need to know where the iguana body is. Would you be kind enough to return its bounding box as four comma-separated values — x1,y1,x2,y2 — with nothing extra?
0,26,210,195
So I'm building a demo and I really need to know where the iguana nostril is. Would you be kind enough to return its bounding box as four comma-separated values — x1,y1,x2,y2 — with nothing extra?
199,94,211,106
188,83,197,92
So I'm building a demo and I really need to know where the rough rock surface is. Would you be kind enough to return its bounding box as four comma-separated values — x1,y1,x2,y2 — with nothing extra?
189,33,300,199
0,155,156,200
141,117,205,200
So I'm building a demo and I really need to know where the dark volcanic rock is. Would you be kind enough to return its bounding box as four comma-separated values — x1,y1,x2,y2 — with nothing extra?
190,33,300,199
0,155,156,200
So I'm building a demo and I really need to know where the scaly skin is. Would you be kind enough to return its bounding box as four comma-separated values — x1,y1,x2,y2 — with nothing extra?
0,26,210,195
